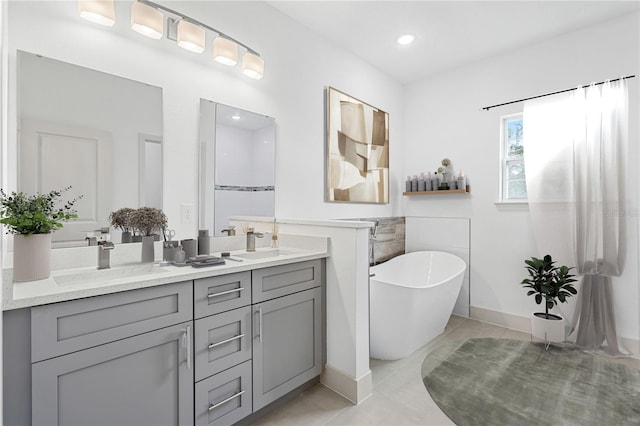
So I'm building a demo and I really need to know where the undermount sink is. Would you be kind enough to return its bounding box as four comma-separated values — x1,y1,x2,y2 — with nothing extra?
235,249,294,260
53,264,164,286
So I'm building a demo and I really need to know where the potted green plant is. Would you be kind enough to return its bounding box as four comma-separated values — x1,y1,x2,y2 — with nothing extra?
0,187,80,281
519,254,578,343
129,207,167,262
109,207,135,243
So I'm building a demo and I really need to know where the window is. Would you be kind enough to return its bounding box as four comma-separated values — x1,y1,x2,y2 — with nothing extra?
500,113,527,201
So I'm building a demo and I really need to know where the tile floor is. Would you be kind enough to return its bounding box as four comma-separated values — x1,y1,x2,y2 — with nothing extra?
251,316,520,426
252,316,640,426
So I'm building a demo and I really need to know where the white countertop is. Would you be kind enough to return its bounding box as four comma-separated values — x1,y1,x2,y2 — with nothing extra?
3,245,328,311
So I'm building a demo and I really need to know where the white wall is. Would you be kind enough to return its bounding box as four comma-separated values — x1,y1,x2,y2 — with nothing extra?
403,13,640,348
4,1,404,245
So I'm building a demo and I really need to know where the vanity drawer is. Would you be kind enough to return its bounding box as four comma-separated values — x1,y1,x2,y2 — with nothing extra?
194,272,251,318
31,281,193,362
252,259,322,303
195,360,252,426
194,306,251,382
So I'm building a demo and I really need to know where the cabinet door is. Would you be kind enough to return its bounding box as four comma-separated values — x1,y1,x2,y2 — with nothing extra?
253,287,322,410
32,322,194,426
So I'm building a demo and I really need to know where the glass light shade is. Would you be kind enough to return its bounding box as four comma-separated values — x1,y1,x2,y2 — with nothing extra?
213,37,238,66
131,2,163,40
242,52,264,80
78,0,115,27
177,20,205,54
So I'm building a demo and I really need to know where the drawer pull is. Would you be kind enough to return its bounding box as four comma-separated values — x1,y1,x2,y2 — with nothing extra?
208,334,245,350
208,390,245,411
207,287,244,298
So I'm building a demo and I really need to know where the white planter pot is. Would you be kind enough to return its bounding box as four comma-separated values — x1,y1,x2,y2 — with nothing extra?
13,233,52,282
531,312,565,343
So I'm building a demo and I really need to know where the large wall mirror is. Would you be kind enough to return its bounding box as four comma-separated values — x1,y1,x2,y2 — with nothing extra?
17,51,163,247
199,99,275,236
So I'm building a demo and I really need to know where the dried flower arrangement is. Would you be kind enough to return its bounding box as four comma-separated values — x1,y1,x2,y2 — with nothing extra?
109,207,135,233
129,207,167,237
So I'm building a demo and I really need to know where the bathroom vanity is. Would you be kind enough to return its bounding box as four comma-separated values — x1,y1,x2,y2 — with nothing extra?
3,245,327,426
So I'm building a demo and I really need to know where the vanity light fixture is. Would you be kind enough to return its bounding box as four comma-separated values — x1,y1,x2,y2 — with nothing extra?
130,1,163,39
176,20,206,53
78,0,115,27
213,37,239,66
78,0,265,79
242,52,265,80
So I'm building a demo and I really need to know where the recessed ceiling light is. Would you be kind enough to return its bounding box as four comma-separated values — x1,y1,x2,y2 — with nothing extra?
232,114,241,120
397,34,416,45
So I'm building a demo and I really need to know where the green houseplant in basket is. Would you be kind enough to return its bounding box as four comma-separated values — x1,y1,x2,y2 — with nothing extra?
0,187,80,281
519,254,577,344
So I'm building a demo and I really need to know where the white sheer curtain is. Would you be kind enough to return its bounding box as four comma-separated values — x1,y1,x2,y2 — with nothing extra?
524,79,629,356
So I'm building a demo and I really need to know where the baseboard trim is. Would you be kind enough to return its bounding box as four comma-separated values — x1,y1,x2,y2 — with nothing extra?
470,306,640,357
320,365,372,404
470,306,531,333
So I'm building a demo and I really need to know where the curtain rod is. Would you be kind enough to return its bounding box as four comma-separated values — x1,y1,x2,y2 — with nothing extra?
481,75,636,111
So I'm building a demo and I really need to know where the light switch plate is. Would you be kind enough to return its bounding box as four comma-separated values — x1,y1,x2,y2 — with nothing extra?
181,203,194,224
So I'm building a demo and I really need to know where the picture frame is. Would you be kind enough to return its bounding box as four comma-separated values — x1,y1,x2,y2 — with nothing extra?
326,87,389,204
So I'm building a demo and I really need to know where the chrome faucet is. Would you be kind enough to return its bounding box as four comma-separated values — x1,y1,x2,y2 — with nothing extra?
97,241,115,269
246,228,264,252
221,226,236,236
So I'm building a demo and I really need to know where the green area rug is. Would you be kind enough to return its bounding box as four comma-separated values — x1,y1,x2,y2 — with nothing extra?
421,338,640,426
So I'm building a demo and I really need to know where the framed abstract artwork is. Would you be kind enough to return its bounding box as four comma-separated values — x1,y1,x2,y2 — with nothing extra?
326,87,389,204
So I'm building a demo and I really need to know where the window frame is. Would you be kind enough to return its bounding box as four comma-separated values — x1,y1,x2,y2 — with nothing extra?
499,113,527,203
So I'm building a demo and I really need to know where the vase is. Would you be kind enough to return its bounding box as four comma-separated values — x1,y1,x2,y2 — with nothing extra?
13,233,52,282
141,235,155,263
531,312,565,344
132,235,142,243
121,231,132,244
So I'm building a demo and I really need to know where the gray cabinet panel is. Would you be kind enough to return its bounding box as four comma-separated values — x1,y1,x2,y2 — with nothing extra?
194,306,251,382
252,260,321,303
32,321,194,426
194,272,251,318
195,360,252,426
31,281,193,362
253,287,322,410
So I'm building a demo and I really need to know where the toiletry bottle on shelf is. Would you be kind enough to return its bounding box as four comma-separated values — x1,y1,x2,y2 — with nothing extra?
418,173,426,192
457,170,467,191
411,175,418,192
425,172,433,191
405,176,412,192
432,172,439,190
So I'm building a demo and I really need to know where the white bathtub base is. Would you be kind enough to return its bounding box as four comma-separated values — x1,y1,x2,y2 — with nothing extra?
369,251,466,361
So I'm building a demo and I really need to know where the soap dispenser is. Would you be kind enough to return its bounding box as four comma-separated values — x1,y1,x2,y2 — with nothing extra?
174,245,186,264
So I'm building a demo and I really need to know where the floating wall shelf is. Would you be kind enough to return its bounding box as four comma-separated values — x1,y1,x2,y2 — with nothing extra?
403,185,470,196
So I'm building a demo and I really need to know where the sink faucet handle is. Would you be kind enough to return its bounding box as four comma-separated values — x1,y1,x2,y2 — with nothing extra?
98,241,115,250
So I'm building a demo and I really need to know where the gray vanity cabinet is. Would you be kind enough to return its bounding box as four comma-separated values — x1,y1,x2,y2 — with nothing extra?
30,281,194,426
252,261,323,411
32,322,194,426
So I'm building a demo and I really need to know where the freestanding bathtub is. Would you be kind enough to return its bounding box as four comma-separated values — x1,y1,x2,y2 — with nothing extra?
369,251,467,360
